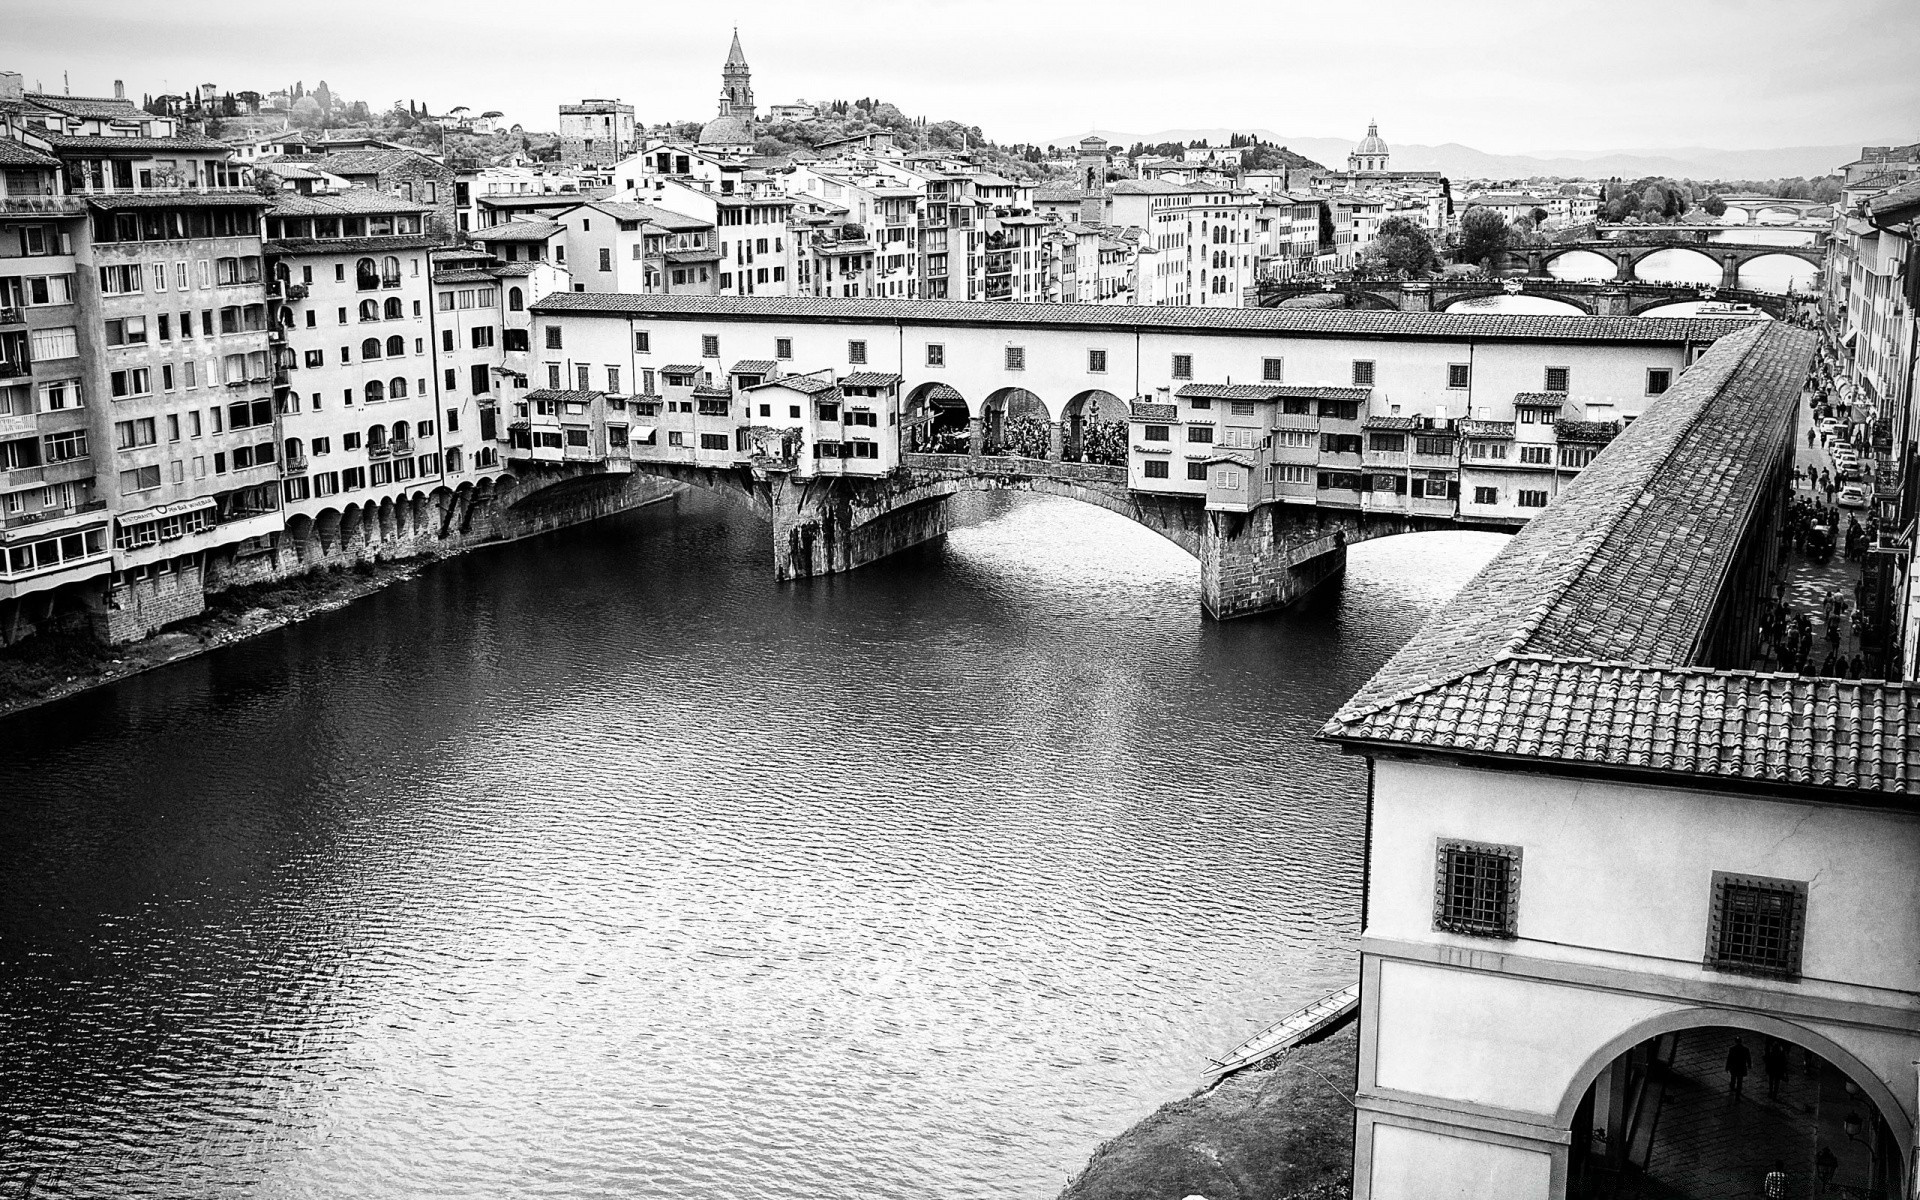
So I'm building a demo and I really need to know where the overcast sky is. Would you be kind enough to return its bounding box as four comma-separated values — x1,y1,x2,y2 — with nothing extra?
9,0,1916,153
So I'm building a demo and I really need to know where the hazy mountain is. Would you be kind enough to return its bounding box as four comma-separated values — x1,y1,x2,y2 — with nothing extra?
1046,129,1910,181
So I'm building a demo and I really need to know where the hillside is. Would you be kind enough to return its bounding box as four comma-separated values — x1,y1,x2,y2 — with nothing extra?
732,97,1042,178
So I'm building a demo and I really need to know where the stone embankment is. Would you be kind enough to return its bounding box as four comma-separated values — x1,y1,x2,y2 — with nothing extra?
0,471,681,720
1060,1019,1357,1200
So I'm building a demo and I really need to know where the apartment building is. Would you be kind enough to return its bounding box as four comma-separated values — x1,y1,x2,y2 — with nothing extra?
262,190,447,533
552,199,720,294
628,177,795,298
1104,180,1259,306
0,141,107,626
432,243,568,472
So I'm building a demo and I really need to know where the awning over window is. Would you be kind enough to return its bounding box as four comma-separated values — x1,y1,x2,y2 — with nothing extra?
631,425,658,441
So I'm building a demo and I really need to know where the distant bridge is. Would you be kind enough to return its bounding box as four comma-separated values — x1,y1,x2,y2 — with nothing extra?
1257,277,1800,318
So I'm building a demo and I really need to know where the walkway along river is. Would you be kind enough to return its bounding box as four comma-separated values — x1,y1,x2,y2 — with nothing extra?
0,489,1504,1199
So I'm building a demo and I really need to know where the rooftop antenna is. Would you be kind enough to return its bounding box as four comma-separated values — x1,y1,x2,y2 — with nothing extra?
64,71,70,95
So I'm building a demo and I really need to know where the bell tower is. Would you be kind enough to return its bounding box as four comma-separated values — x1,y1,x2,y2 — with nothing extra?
722,29,754,120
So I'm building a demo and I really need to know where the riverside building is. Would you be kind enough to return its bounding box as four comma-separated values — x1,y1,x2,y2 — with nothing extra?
262,189,446,548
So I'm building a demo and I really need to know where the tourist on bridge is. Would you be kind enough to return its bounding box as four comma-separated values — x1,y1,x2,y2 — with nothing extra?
1726,1037,1751,1095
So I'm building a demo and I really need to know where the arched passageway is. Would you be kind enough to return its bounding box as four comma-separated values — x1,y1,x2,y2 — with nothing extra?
1565,1022,1906,1200
982,387,1049,456
1062,389,1124,462
903,381,972,453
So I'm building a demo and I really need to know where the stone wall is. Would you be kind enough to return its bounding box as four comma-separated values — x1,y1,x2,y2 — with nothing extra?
98,559,209,644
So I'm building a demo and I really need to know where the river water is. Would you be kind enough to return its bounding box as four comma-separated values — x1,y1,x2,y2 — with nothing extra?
0,490,1502,1199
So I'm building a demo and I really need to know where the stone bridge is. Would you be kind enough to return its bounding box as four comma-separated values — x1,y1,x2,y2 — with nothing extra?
1258,277,1799,318
1520,239,1823,290
512,452,1498,619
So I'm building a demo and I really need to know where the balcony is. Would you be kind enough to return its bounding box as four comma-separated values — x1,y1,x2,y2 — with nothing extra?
381,275,402,290
0,194,86,217
0,360,28,380
0,465,45,487
283,454,308,477
0,497,106,532
367,443,391,460
390,438,414,459
0,307,22,328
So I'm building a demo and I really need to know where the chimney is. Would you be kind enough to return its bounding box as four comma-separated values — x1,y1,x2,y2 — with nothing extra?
114,79,124,99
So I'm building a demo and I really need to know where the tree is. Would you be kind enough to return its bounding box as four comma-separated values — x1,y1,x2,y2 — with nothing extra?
1456,206,1510,270
1366,216,1440,277
221,92,238,117
313,80,333,114
1701,194,1727,217
1529,207,1549,226
290,96,324,129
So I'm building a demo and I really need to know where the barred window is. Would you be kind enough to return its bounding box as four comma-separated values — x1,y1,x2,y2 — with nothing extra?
1705,873,1806,978
1434,839,1520,938
1352,359,1375,387
1262,357,1284,382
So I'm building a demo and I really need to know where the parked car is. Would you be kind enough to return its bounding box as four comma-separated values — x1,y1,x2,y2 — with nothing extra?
1838,482,1869,509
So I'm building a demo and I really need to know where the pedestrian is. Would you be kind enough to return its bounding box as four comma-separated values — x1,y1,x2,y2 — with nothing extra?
1764,1159,1788,1200
1808,427,1816,448
1763,1039,1789,1099
1727,1036,1751,1095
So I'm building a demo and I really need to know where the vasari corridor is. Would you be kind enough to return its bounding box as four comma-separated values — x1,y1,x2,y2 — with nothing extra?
1,3,1916,1199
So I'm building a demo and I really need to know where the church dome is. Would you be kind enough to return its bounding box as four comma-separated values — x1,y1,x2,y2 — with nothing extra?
1354,121,1388,158
698,114,754,147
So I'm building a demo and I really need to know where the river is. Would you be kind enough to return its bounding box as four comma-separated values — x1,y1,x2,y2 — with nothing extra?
0,490,1503,1199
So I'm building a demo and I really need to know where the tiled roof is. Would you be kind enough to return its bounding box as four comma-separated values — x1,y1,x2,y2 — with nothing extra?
0,140,60,167
268,190,432,216
840,371,903,387
316,149,446,177
1323,323,1890,796
922,383,964,401
1514,391,1568,406
659,364,702,375
527,293,1754,345
23,93,145,120
38,132,231,153
1555,419,1622,444
524,388,604,402
1363,416,1421,430
86,191,267,210
728,360,778,375
1459,419,1515,438
1203,452,1257,468
1177,384,1288,401
430,268,502,284
1333,658,1919,799
1131,402,1179,421
691,385,733,399
265,235,440,255
748,374,838,395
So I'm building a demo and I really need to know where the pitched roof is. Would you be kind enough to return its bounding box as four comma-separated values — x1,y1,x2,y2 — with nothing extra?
316,149,445,177
1363,415,1421,431
1554,419,1622,443
36,132,230,153
23,93,145,120
528,293,1752,345
728,359,778,375
1513,391,1568,406
265,235,440,255
1321,323,1904,799
1334,658,1919,799
748,374,838,395
0,140,61,167
468,220,564,241
659,364,703,375
268,190,433,216
840,371,903,388
524,388,604,402
85,191,267,211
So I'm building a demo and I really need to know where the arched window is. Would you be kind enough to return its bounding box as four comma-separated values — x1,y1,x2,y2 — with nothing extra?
361,338,382,360
367,424,386,448
273,261,291,283
359,299,379,322
382,256,400,285
365,380,386,403
384,297,403,320
386,335,405,357
391,420,408,442
355,257,378,291
389,376,409,398
508,287,523,311
285,437,303,460
276,305,294,329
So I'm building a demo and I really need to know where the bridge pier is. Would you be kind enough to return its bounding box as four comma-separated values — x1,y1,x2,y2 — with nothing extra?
1398,283,1432,313
1200,504,1355,618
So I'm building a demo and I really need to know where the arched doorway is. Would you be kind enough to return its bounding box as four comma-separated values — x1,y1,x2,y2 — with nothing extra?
1565,1021,1906,1199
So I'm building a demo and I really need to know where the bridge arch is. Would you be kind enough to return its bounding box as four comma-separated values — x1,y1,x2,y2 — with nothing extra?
857,468,1206,561
1737,252,1819,294
1626,246,1723,285
982,387,1050,455
1539,248,1619,282
1442,290,1592,316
